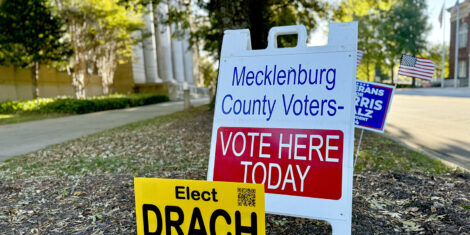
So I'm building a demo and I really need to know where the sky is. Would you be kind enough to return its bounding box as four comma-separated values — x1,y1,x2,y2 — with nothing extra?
428,0,453,45
309,0,452,47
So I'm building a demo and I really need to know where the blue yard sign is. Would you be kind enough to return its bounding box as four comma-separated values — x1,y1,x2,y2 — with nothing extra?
355,81,395,133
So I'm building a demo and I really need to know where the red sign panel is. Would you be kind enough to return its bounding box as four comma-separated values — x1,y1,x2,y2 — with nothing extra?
213,127,344,200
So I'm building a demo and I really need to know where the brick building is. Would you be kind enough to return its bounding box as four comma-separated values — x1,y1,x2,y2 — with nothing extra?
449,0,470,79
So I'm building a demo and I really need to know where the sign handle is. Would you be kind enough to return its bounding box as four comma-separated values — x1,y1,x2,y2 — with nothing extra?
267,25,307,49
354,129,364,167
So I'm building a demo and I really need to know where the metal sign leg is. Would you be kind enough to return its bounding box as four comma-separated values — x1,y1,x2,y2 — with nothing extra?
354,129,364,168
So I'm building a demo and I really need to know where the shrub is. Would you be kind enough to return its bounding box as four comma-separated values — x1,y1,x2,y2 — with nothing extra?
0,94,169,114
0,98,55,114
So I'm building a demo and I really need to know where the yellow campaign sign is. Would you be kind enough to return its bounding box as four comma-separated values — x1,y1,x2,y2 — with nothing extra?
134,178,265,235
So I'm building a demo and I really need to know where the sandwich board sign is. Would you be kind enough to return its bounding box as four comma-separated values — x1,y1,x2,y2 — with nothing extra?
355,81,395,133
207,23,358,234
134,178,265,234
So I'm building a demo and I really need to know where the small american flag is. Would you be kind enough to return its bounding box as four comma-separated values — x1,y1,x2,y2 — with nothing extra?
357,49,364,68
398,54,435,81
438,3,444,28
451,0,459,14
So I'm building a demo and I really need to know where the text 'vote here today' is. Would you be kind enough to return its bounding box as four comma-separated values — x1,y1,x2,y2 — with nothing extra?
213,127,344,200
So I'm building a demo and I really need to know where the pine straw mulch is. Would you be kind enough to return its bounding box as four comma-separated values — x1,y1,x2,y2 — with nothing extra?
0,106,469,234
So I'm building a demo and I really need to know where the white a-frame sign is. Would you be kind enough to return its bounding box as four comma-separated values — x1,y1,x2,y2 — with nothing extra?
208,22,358,234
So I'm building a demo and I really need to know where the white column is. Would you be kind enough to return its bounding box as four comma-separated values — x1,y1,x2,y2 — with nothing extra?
154,2,175,83
169,0,186,83
131,31,146,84
182,30,194,84
142,1,161,83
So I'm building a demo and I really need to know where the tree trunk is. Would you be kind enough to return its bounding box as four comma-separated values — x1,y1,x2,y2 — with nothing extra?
209,67,219,110
101,70,114,95
31,62,39,99
68,17,89,99
390,63,395,85
72,66,86,99
412,78,416,87
102,81,110,95
96,43,117,96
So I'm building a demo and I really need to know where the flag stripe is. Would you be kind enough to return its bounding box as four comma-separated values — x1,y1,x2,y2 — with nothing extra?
415,64,435,69
416,60,435,65
417,58,435,63
357,49,363,68
398,68,433,78
400,65,435,72
398,68,434,77
416,61,435,67
397,71,432,80
401,66,434,73
417,58,435,64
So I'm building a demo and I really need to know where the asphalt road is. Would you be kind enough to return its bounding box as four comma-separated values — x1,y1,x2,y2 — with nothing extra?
385,88,470,170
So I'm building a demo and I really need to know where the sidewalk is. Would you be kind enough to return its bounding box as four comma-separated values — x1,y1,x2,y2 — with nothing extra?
0,98,210,161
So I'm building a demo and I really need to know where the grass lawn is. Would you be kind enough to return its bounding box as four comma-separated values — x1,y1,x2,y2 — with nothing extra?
0,113,69,125
0,105,452,178
354,129,453,174
0,105,468,234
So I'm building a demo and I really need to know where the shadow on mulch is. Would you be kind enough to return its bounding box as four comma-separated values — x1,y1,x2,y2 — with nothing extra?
0,169,468,234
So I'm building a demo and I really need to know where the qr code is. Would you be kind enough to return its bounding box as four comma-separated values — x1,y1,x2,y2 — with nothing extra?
238,188,256,207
